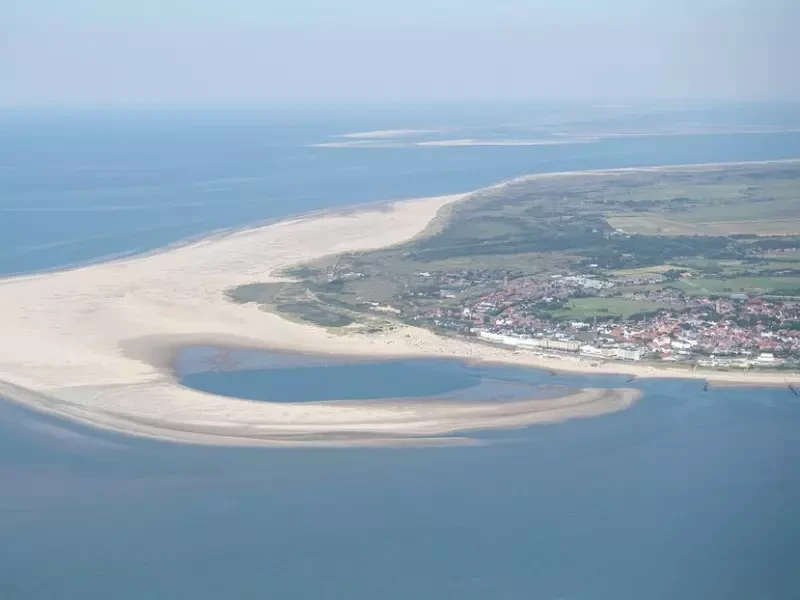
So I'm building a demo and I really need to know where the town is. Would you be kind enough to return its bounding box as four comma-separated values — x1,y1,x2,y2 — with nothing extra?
253,163,800,374
380,268,800,370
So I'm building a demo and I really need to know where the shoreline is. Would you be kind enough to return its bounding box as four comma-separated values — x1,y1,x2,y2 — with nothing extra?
1,159,799,447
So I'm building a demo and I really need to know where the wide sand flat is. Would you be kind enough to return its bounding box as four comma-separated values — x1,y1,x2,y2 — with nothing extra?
1,164,797,446
338,128,439,139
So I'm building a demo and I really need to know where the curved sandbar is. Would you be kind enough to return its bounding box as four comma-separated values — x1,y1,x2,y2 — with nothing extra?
1,162,797,446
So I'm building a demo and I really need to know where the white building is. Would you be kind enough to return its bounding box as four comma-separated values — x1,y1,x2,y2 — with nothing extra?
580,345,604,357
478,331,522,346
756,352,777,364
580,345,618,358
547,339,580,352
616,347,643,361
479,331,579,352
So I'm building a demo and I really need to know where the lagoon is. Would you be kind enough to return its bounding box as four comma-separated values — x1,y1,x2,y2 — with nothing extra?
179,348,481,402
177,347,587,404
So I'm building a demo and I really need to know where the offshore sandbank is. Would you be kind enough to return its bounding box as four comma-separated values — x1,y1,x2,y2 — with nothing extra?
1,162,798,446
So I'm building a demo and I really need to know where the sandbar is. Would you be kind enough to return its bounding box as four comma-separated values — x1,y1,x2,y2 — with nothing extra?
413,138,596,147
337,128,439,139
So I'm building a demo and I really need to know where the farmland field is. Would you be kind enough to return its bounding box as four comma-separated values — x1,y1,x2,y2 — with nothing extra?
608,215,800,236
605,174,800,236
550,297,673,319
670,276,800,296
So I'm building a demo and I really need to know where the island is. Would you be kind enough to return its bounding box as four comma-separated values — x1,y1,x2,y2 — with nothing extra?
0,160,798,446
232,161,800,378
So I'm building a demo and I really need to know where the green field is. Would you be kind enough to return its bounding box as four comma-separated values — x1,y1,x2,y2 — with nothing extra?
274,301,355,327
611,264,681,276
671,276,800,296
754,257,800,270
605,174,800,236
550,297,672,319
674,258,792,276
612,257,800,280
608,214,800,236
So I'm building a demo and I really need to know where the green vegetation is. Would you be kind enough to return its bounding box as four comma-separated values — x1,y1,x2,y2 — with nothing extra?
605,175,800,236
230,162,800,329
668,276,800,296
608,215,800,236
227,282,286,304
386,163,800,271
282,265,321,278
228,281,361,327
274,301,355,327
611,265,681,277
549,297,673,319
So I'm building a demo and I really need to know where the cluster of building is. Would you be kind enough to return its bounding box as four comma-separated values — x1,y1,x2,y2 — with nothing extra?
479,272,619,307
478,331,581,353
435,272,681,331
477,330,643,361
414,268,521,288
318,256,800,369
471,295,800,367
409,271,800,368
623,298,800,363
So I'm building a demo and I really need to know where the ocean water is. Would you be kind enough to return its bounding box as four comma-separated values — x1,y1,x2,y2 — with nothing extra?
2,106,800,599
2,363,800,599
3,107,800,275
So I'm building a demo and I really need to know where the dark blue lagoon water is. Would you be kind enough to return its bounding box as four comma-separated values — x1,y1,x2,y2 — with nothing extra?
3,106,800,599
183,359,481,402
179,348,592,404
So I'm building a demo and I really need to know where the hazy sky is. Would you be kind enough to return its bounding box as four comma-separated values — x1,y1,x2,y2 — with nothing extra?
2,0,798,106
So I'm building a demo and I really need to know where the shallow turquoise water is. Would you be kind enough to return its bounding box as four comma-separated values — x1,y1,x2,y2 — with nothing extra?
2,106,800,599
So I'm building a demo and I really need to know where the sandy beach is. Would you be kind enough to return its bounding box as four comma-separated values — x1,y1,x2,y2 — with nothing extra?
1,163,798,446
338,128,439,139
413,138,596,147
313,137,595,149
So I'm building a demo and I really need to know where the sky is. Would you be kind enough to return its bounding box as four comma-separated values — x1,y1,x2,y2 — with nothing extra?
2,0,799,106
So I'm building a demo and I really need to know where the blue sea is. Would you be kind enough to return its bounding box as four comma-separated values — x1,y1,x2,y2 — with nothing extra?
2,105,800,599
